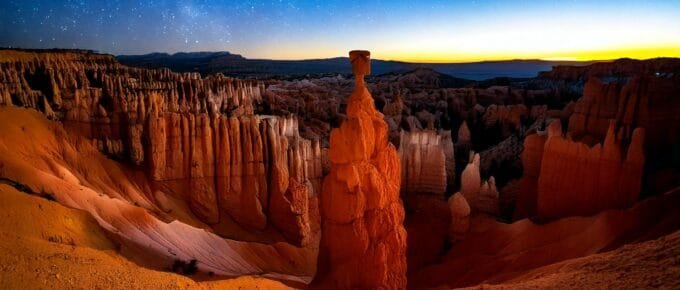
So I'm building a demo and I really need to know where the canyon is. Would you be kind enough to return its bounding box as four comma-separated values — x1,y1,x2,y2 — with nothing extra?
0,48,679,289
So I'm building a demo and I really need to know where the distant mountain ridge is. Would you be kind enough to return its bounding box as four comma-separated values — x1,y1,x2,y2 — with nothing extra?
117,51,592,80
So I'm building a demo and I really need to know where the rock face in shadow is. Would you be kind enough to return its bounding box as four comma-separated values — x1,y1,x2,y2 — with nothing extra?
515,70,679,220
470,230,680,290
0,50,322,246
460,153,482,207
515,132,547,220
317,50,407,289
520,120,645,220
476,176,499,215
482,104,527,137
447,192,471,242
568,76,680,149
539,57,680,81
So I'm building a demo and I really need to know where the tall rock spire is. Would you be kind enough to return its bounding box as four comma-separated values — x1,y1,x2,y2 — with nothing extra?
316,50,407,289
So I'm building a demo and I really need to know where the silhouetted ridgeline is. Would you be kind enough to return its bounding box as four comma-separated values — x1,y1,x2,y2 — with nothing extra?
117,51,592,80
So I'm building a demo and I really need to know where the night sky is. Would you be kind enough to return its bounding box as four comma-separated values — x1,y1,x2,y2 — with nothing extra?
1,0,679,62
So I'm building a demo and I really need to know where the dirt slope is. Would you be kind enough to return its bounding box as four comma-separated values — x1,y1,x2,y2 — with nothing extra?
462,230,680,290
0,183,292,289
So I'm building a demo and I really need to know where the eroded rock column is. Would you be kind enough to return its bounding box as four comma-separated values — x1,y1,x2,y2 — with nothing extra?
317,50,407,289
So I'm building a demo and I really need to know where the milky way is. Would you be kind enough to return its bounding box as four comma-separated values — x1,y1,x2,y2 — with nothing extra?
1,0,679,61
0,0,350,56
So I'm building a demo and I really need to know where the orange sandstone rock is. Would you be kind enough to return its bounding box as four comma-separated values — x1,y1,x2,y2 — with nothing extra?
457,121,471,145
399,129,449,196
0,49,323,245
460,152,481,207
476,176,499,215
483,104,527,136
448,192,471,242
317,50,407,289
568,76,680,149
534,121,645,220
515,131,547,220
0,106,318,283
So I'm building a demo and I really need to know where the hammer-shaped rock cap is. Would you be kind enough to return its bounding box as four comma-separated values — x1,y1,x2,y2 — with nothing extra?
349,50,371,77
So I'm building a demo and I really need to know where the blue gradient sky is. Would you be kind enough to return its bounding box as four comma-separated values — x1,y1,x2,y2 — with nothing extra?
1,0,679,61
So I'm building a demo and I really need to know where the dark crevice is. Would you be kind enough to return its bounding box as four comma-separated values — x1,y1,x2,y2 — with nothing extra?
0,177,55,201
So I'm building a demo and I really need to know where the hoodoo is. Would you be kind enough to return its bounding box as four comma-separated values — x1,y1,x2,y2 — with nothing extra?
0,50,323,283
317,50,407,289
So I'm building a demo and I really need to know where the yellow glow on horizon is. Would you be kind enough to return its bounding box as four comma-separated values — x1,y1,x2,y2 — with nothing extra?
250,43,680,63
249,11,680,63
541,57,579,61
373,45,680,63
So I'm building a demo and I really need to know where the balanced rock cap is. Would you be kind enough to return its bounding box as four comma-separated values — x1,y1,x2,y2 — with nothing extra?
349,50,371,76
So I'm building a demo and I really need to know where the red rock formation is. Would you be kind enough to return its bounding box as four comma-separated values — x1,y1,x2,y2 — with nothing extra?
440,130,456,186
460,152,481,207
317,50,407,289
448,192,471,242
531,121,645,220
515,132,547,220
399,130,450,196
266,117,322,245
383,94,405,117
0,106,318,283
516,75,671,220
499,179,520,219
410,187,680,289
0,50,323,245
457,121,471,145
530,105,548,120
483,104,527,135
539,57,680,81
147,113,323,240
568,76,680,149
476,176,499,215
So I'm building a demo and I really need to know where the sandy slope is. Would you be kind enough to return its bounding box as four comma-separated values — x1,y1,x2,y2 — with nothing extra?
463,230,680,290
0,183,292,289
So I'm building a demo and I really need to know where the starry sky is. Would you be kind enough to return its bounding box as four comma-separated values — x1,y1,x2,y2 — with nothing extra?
1,0,679,62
